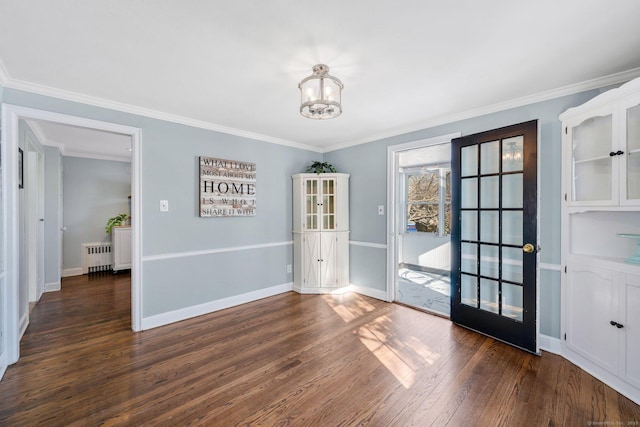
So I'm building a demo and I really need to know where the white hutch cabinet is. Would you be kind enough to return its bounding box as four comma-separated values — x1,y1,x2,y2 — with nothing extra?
560,76,640,403
292,173,349,293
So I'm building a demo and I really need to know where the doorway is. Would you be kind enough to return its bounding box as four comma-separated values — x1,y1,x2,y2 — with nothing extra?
386,133,461,315
1,104,142,368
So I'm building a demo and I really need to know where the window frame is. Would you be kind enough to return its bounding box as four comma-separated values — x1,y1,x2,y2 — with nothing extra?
402,165,451,237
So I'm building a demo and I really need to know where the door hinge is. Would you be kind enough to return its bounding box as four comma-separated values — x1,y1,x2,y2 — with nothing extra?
564,193,567,201
565,126,568,135
564,333,567,340
564,265,567,273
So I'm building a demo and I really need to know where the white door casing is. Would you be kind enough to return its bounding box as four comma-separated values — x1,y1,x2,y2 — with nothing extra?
0,104,143,373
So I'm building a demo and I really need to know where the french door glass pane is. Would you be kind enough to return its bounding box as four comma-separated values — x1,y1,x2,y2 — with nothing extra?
480,278,499,314
480,176,499,208
461,243,477,274
502,211,523,246
480,211,499,243
461,274,477,307
481,141,500,174
502,173,523,208
502,136,524,172
502,247,523,284
461,178,477,208
461,145,478,177
461,211,477,241
502,283,523,322
480,244,498,279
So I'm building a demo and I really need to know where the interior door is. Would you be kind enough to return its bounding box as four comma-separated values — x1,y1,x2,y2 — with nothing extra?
451,120,538,353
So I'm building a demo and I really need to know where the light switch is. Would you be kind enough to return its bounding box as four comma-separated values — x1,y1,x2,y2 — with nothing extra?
378,205,384,215
160,200,169,212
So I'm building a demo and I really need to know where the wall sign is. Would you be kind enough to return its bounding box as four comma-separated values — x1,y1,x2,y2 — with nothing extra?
199,156,256,217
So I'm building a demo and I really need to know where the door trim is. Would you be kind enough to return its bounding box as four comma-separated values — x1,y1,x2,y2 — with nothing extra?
386,132,461,302
1,104,143,370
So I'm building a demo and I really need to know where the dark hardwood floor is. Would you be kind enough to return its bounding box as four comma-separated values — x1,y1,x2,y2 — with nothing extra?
1,273,639,426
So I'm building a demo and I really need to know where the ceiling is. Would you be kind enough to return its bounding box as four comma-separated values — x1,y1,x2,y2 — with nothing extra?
2,1,640,157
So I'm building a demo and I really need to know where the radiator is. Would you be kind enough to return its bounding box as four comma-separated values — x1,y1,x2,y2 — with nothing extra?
82,242,112,274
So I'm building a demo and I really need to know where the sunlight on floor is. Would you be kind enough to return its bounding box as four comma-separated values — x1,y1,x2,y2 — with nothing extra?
322,293,442,389
357,315,441,389
321,293,376,323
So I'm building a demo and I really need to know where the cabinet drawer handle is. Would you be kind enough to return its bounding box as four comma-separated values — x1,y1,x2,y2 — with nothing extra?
616,323,624,329
610,320,617,326
616,150,624,156
610,151,616,156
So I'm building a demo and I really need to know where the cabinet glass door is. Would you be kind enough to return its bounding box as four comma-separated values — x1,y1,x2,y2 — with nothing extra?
626,102,640,201
305,179,319,230
571,114,613,203
321,179,335,230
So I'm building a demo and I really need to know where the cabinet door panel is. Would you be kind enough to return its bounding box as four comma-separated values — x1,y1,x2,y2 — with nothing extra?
623,274,640,388
302,233,321,288
320,233,337,287
566,264,619,375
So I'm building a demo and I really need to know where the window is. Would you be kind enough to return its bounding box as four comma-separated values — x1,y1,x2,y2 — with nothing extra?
405,166,451,236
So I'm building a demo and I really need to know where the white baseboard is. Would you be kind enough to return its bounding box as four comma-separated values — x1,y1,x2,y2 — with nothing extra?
538,334,562,355
44,281,61,292
62,268,82,277
348,284,388,301
19,313,29,340
291,284,388,302
292,285,352,295
0,362,6,382
141,282,294,330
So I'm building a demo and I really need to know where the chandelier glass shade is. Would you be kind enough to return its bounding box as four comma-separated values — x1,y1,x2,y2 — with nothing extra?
299,64,343,119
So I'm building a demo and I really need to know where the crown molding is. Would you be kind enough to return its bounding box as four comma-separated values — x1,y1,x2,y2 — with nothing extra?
0,58,9,86
3,76,322,153
322,66,640,153
5,64,640,155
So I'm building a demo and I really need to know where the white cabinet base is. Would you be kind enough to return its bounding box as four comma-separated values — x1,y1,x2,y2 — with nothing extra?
112,226,132,272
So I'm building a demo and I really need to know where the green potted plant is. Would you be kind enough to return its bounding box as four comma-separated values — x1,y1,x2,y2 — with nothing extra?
105,213,129,234
306,161,337,174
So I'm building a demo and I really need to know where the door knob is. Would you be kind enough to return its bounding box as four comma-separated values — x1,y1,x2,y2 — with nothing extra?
522,243,535,253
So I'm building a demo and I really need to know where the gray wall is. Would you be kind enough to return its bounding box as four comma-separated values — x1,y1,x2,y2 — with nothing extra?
325,88,611,338
62,157,131,271
44,146,62,286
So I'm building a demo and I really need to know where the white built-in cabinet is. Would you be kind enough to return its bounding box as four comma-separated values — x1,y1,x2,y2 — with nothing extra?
292,173,349,293
112,226,132,272
560,76,640,404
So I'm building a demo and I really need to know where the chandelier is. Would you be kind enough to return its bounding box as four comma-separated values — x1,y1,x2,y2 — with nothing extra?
298,64,343,119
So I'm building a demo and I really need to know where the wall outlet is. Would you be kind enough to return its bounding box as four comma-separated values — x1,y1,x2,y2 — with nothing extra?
378,205,385,215
287,264,292,273
160,200,169,212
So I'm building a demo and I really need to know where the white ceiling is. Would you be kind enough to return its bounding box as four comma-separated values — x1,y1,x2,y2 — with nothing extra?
2,1,640,157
